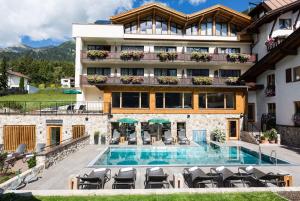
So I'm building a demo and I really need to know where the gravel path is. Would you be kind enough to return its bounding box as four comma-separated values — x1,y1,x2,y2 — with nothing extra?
278,191,300,201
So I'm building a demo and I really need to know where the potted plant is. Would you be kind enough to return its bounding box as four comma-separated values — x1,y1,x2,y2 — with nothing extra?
266,128,278,144
100,133,106,145
131,76,144,84
211,129,226,143
96,50,109,59
95,75,108,84
87,75,96,84
120,51,132,60
192,76,213,85
132,51,144,60
27,154,37,168
225,77,239,85
226,53,239,62
191,52,212,62
120,76,133,84
260,132,269,144
87,50,98,60
167,52,178,61
238,54,250,63
157,52,169,62
94,131,100,145
157,76,179,85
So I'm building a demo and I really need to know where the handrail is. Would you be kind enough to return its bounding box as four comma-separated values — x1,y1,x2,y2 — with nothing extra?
270,150,278,166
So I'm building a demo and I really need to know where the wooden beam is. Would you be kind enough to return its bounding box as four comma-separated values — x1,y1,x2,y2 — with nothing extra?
293,10,300,30
280,48,298,55
198,15,204,35
269,18,277,38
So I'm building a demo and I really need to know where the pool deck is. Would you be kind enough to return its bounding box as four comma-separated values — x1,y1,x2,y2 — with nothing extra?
24,141,300,190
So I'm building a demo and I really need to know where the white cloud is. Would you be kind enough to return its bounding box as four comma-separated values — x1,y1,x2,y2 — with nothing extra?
140,0,168,7
180,0,207,5
0,0,134,47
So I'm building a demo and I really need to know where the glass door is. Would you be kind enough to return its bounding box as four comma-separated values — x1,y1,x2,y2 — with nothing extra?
227,119,239,140
47,126,62,146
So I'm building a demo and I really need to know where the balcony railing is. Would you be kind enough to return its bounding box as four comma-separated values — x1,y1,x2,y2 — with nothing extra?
81,51,257,64
0,101,110,115
264,85,276,97
81,75,245,87
265,36,286,52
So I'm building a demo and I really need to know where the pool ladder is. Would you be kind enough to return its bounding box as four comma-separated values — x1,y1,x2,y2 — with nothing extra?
270,150,278,166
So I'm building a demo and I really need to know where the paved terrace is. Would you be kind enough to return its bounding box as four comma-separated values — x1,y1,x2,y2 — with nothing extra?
24,141,300,190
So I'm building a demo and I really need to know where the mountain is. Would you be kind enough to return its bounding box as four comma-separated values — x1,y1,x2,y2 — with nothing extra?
0,40,75,62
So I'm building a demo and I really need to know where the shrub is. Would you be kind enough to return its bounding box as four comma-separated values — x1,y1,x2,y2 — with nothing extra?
264,128,278,141
211,129,226,143
239,54,250,63
167,52,178,61
120,51,132,60
191,52,212,62
157,52,178,62
87,75,96,84
0,101,23,110
157,76,179,85
192,76,212,85
227,54,239,62
0,152,7,173
38,84,45,89
131,76,144,84
87,50,108,59
27,154,36,169
131,51,144,60
19,77,25,89
95,75,108,84
225,77,239,85
120,76,133,84
49,84,56,88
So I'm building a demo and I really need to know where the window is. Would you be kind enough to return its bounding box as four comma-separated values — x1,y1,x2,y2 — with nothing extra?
121,68,144,76
87,45,111,51
155,93,192,109
155,16,168,34
124,21,137,34
186,47,208,53
248,103,256,122
140,16,152,34
87,68,111,75
286,68,292,83
201,18,212,36
216,22,227,36
199,93,235,109
295,101,300,114
112,92,149,108
219,48,240,54
219,69,241,77
154,46,176,52
293,66,300,81
154,68,177,76
186,23,198,35
268,103,276,115
279,19,292,30
267,74,275,86
121,46,144,51
187,69,209,77
230,24,238,36
170,22,182,35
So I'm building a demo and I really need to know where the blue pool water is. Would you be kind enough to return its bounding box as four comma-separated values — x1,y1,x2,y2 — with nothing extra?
92,143,289,166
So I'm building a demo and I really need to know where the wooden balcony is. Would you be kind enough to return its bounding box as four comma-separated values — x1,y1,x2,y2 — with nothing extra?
80,51,257,64
80,75,247,88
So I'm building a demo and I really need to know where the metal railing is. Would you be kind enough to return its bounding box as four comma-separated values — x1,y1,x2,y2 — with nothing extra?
0,101,111,115
81,51,257,63
266,36,286,52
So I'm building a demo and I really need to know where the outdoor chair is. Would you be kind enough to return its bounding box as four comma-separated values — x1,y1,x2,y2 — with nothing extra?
238,166,288,187
183,167,218,188
77,105,86,114
4,144,27,172
210,166,251,187
77,168,111,189
163,130,174,145
178,130,190,145
112,167,136,189
144,167,169,189
143,131,151,145
128,132,137,145
66,104,75,113
10,166,43,190
24,143,46,161
110,130,121,145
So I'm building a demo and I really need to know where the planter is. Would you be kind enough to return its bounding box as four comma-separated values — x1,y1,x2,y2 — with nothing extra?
190,52,212,62
261,139,269,144
87,50,108,60
192,77,212,85
157,76,179,85
225,77,238,85
269,140,276,144
157,52,178,62
131,76,144,84
120,76,133,84
100,136,106,145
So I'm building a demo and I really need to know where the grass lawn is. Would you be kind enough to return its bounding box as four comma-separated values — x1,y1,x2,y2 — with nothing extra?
0,192,285,201
0,172,16,184
0,89,76,112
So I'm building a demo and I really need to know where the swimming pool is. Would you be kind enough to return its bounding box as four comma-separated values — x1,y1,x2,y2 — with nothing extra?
91,143,289,166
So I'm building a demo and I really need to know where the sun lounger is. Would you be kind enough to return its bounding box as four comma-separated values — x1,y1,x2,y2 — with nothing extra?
128,132,137,145
238,166,288,187
178,130,190,145
112,167,136,189
210,166,251,187
183,167,218,188
66,105,75,113
145,167,169,188
110,130,121,145
4,144,27,172
77,168,111,189
143,131,151,145
78,105,86,113
163,130,173,145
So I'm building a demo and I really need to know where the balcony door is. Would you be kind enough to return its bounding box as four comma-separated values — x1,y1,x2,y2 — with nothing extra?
47,126,62,146
227,119,239,140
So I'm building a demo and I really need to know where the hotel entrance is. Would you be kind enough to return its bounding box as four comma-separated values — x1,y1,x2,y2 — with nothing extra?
227,119,239,140
47,126,62,146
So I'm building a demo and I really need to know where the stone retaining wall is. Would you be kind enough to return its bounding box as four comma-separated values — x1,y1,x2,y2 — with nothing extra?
37,135,90,169
277,125,300,148
240,131,259,144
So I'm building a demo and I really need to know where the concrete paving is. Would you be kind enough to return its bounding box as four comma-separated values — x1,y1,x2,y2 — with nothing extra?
24,141,300,190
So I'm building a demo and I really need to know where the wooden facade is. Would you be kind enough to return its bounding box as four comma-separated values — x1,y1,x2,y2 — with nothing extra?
72,125,86,139
3,125,36,151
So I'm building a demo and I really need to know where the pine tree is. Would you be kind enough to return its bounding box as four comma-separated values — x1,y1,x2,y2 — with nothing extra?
19,77,25,90
0,57,8,90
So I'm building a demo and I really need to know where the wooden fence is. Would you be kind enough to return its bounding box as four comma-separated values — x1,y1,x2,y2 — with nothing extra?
3,125,36,151
72,125,85,139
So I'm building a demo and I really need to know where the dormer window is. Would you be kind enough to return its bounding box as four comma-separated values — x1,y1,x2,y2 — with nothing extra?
201,18,213,36
140,16,152,34
186,23,198,36
279,19,292,30
171,22,182,35
155,16,168,34
216,22,227,36
124,22,137,34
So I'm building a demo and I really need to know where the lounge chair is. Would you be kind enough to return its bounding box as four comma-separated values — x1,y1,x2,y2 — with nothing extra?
183,167,218,188
238,166,288,187
110,130,121,145
25,143,46,161
145,167,169,189
112,167,136,189
4,144,27,172
77,168,111,189
128,132,137,145
178,130,190,145
143,131,151,145
210,166,251,187
66,105,75,113
163,130,174,145
78,105,86,114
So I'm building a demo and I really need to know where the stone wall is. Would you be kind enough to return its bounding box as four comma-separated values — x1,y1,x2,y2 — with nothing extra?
0,115,108,145
37,135,90,169
277,125,300,148
240,131,259,144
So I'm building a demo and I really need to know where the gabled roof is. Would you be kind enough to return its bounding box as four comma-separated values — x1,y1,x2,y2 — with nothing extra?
110,3,251,24
264,0,297,10
7,70,30,80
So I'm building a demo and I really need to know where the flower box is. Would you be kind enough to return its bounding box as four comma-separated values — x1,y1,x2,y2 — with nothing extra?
87,50,109,59
120,51,144,60
190,52,212,62
225,77,239,85
87,75,107,84
157,52,178,62
157,76,179,85
227,53,249,63
120,76,133,84
192,77,212,85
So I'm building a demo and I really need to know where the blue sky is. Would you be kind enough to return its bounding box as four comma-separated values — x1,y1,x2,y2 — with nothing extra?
20,0,253,48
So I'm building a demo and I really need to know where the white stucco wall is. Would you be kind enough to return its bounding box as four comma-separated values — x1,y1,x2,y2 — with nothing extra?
8,75,28,89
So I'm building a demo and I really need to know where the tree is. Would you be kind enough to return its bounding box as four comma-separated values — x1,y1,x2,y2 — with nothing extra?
0,57,8,90
19,77,25,90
